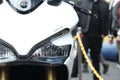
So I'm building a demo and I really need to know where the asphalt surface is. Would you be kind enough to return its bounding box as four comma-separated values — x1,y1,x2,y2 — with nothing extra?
82,61,120,80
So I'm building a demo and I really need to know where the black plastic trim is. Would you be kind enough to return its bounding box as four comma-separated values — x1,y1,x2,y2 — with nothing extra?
6,0,44,14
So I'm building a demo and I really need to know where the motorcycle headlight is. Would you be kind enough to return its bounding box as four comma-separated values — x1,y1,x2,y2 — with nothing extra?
0,44,17,64
30,28,71,64
31,42,71,64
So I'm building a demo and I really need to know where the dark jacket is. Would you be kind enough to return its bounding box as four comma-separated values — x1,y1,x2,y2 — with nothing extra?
75,0,109,36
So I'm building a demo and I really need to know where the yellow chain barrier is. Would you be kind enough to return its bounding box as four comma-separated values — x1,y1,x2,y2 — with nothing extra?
74,34,103,80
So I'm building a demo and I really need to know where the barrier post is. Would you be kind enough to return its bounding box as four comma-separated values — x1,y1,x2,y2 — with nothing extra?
77,27,82,80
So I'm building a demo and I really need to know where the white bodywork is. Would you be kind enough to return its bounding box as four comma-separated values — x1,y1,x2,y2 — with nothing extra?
0,1,79,78
0,1,79,80
0,0,79,55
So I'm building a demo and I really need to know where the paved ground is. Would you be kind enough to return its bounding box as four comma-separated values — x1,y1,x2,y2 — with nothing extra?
81,61,120,80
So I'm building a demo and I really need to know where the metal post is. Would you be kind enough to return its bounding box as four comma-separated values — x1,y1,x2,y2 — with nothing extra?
77,27,82,80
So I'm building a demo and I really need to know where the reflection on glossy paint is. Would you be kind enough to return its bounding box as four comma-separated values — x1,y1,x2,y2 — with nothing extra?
47,67,56,80
1,68,6,80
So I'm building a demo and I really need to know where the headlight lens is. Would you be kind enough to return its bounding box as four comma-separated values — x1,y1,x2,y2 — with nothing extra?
31,42,71,64
0,44,17,64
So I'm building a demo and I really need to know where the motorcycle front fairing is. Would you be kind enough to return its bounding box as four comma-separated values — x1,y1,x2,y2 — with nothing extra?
0,0,79,80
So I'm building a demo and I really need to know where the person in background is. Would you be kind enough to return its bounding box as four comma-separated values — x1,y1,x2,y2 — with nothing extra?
83,54,109,74
75,0,109,80
109,0,120,69
100,54,109,74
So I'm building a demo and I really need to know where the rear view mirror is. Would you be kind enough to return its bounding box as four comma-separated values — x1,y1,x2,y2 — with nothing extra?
0,0,3,4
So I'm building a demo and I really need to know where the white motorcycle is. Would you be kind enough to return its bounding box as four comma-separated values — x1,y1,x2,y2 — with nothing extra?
0,0,92,80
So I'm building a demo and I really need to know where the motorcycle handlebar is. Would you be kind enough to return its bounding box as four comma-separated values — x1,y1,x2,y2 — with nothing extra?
74,5,92,15
68,1,98,18
74,5,98,18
